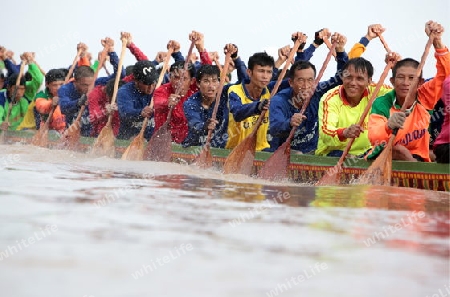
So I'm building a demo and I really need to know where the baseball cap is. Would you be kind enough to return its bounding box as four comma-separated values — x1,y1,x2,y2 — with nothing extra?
133,60,158,85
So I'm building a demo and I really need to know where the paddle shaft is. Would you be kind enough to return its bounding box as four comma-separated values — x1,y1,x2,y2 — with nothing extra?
213,57,223,74
378,34,391,53
105,38,127,126
323,38,337,58
399,36,434,114
204,52,232,146
64,49,83,84
156,48,174,88
103,65,111,76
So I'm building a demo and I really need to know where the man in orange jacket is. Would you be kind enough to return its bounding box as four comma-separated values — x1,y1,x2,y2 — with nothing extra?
368,21,449,162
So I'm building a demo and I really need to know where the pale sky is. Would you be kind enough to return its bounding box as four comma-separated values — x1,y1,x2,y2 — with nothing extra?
3,0,449,84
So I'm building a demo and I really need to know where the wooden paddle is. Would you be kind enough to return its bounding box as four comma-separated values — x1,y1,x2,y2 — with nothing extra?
90,37,128,157
378,35,391,53
59,47,108,150
315,32,394,185
0,62,26,144
143,40,196,162
258,40,338,180
315,60,395,186
103,65,111,76
223,38,302,175
31,104,56,147
121,47,174,161
193,51,232,168
355,35,434,186
323,38,337,59
213,56,223,74
64,49,83,84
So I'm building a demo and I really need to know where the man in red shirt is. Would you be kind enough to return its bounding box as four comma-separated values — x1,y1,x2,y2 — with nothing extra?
152,31,212,143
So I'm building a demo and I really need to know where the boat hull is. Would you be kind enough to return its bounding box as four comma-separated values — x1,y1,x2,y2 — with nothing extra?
5,130,450,191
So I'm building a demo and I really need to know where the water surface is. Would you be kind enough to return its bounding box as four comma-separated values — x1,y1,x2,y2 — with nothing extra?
0,144,448,297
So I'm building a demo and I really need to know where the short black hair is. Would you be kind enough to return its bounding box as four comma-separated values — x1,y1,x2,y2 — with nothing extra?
248,52,274,70
288,60,316,79
342,57,374,79
58,68,69,78
392,58,421,79
7,73,25,87
196,64,220,81
170,60,196,79
45,69,66,83
74,65,94,80
105,78,126,99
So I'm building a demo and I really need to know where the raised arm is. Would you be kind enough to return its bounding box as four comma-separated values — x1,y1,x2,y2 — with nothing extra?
348,24,386,59
418,21,450,109
190,31,212,65
124,32,149,61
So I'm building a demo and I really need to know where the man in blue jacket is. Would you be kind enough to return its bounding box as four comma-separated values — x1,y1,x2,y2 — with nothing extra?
269,32,348,154
117,60,158,140
59,65,95,137
183,65,229,148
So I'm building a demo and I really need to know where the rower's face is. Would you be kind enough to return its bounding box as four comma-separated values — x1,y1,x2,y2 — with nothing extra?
135,81,155,95
197,74,220,101
170,69,192,96
74,77,94,95
342,65,371,102
248,65,272,88
390,65,418,100
9,85,25,100
47,80,64,97
289,68,315,103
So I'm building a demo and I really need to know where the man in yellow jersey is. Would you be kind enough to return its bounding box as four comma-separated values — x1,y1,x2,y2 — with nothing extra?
315,56,394,157
315,24,393,157
226,52,288,152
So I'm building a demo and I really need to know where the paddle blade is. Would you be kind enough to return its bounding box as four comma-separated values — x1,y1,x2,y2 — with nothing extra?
121,134,145,161
193,145,213,169
31,124,49,148
0,130,8,144
355,137,394,186
144,123,172,162
223,134,256,175
90,124,115,158
58,120,81,150
257,141,290,180
315,165,343,186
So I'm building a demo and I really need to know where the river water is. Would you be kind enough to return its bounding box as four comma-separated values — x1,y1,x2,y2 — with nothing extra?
0,143,449,297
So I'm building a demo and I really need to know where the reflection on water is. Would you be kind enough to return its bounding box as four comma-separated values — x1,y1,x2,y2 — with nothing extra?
0,144,449,297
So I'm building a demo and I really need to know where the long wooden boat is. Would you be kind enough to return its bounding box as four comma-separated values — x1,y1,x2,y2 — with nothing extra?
4,130,450,191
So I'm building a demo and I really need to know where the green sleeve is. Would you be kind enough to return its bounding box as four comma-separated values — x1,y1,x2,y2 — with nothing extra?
371,91,394,118
0,105,5,124
20,98,29,116
25,63,44,101
91,60,99,72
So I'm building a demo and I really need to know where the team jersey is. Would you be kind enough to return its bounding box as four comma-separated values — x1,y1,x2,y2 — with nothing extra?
226,83,271,151
316,83,392,156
